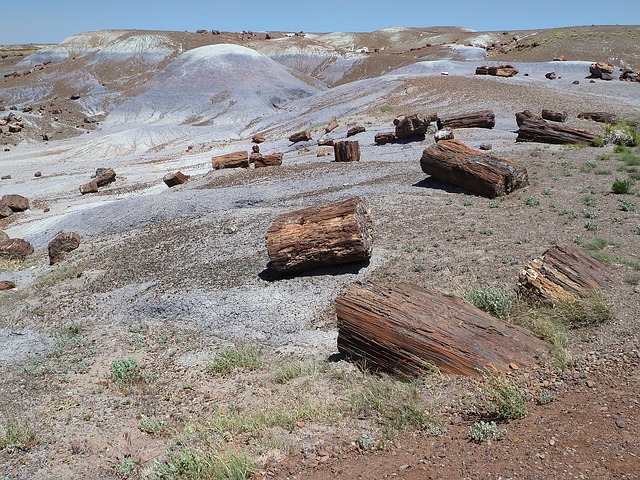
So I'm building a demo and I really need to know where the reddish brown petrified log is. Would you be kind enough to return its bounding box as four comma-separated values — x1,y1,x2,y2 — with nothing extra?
516,110,599,145
163,171,189,187
577,112,619,123
0,280,16,290
374,132,396,145
265,197,373,274
541,110,568,123
347,125,366,137
420,139,528,198
0,238,34,260
336,282,546,377
394,114,430,139
289,130,312,143
334,141,361,162
475,65,518,77
48,232,81,265
437,110,495,130
517,246,616,305
252,133,266,143
211,151,249,169
255,153,283,168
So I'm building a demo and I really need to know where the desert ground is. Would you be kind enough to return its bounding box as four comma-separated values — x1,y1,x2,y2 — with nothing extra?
0,25,639,479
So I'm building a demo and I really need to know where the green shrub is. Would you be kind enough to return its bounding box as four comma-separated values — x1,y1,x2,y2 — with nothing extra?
463,286,513,319
611,178,634,194
480,372,527,421
110,358,143,384
468,420,506,443
537,389,556,405
206,345,262,376
618,199,636,212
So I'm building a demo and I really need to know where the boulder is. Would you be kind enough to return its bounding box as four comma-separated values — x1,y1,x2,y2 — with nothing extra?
48,232,81,265
0,238,34,260
252,133,266,143
394,114,430,139
590,61,614,79
1,194,29,212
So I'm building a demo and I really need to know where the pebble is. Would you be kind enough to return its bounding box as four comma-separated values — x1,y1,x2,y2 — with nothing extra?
586,380,595,388
399,464,410,471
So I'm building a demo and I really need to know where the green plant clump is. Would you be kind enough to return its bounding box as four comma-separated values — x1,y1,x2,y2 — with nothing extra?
151,449,255,480
463,286,513,320
611,178,634,194
138,417,168,435
618,199,636,212
480,372,527,421
110,358,143,384
468,420,506,443
0,419,37,453
523,197,541,207
206,345,262,376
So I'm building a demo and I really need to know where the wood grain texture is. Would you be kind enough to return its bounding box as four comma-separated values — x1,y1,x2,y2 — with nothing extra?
211,151,249,169
334,141,361,162
336,282,546,377
516,111,599,145
437,110,495,130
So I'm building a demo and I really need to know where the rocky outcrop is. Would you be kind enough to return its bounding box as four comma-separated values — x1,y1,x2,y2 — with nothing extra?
1,194,29,212
590,61,614,80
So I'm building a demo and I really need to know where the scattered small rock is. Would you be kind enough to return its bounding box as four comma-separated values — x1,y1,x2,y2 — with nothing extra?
163,171,189,188
34,171,42,177
479,143,492,150
0,175,11,180
252,133,266,144
545,72,556,80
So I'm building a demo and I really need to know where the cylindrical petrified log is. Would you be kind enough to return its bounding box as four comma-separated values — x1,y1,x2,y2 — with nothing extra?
541,110,568,122
374,132,396,145
265,196,373,274
420,139,528,198
517,246,616,305
211,151,249,169
163,171,189,187
334,141,360,162
437,110,495,130
255,153,283,168
289,130,312,143
577,112,618,123
336,282,546,377
347,125,366,137
516,111,599,145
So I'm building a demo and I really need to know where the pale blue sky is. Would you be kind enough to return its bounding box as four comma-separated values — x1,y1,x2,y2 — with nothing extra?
2,0,639,45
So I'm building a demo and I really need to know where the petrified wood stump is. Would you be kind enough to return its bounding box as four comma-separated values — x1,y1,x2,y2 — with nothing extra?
437,110,495,130
336,282,546,377
334,141,360,162
516,110,599,145
517,246,616,305
163,171,189,187
420,139,528,198
211,151,249,170
265,196,373,274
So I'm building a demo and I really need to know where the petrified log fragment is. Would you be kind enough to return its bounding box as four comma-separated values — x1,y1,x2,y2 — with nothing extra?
336,282,546,377
211,151,249,170
1,194,29,212
517,246,616,305
325,119,339,133
163,171,189,187
516,111,599,145
437,110,495,130
255,153,283,168
0,238,34,260
334,141,360,162
48,232,81,265
252,133,266,143
0,280,16,290
541,110,568,123
79,181,99,195
265,197,373,274
578,112,619,124
420,139,528,198
434,129,454,142
318,134,334,146
93,168,116,187
289,130,312,143
394,114,430,139
374,132,396,145
347,125,366,137
476,65,518,77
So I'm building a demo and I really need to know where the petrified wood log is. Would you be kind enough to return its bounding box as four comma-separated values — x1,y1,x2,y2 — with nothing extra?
48,232,81,265
94,168,116,187
289,130,312,143
0,280,16,291
394,114,430,139
325,119,339,133
434,129,454,142
79,181,99,195
0,238,34,260
420,139,528,198
336,282,546,377
265,197,373,274
578,112,619,124
211,151,249,170
252,133,266,143
475,65,518,77
163,171,189,187
255,153,283,168
0,194,29,212
437,110,495,130
517,246,616,305
516,111,599,145
541,109,568,123
374,132,396,145
347,125,366,137
318,135,334,146
334,141,360,162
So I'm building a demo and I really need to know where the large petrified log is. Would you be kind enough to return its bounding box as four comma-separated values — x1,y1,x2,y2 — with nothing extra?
437,110,495,130
211,151,249,170
475,65,518,77
0,194,29,212
334,141,360,162
420,139,528,198
394,114,430,139
48,232,81,265
336,282,546,377
516,110,599,145
255,153,283,168
578,112,619,124
0,238,34,260
541,109,568,123
517,246,616,305
265,197,373,274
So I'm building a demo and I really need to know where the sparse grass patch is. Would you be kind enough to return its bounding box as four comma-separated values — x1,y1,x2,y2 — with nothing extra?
0,418,37,452
582,237,619,252
589,251,640,270
582,195,597,207
552,292,613,328
488,198,502,208
0,258,23,272
463,286,512,320
612,178,634,194
150,448,255,480
479,371,527,421
523,196,540,207
273,359,327,384
36,263,83,290
206,345,262,376
584,221,598,231
138,417,168,435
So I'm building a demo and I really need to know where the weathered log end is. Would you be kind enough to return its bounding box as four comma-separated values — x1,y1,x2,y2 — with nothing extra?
336,282,546,377
163,171,189,187
517,246,616,305
334,141,361,162
420,139,529,198
265,196,373,274
437,110,495,130
211,151,249,170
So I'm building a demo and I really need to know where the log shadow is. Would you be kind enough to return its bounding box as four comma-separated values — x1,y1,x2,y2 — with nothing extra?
413,177,474,196
259,259,370,282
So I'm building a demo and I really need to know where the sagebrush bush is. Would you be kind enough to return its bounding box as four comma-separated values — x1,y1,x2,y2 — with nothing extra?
463,286,513,319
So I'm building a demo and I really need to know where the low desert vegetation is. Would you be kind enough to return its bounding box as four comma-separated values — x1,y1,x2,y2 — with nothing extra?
479,371,527,421
206,345,262,376
468,420,507,443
